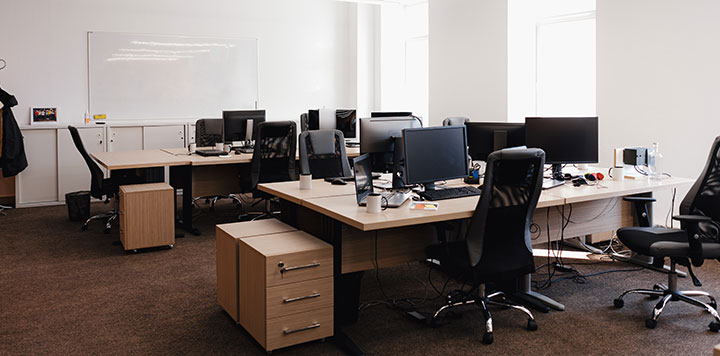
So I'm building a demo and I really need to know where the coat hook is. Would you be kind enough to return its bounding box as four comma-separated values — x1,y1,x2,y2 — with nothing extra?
0,59,6,70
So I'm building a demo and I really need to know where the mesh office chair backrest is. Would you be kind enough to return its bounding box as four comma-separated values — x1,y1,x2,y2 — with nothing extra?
465,148,545,280
250,121,297,190
299,130,352,179
68,126,105,199
680,136,720,241
195,119,223,147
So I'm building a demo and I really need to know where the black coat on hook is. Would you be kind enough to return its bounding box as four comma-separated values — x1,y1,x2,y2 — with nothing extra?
0,86,28,177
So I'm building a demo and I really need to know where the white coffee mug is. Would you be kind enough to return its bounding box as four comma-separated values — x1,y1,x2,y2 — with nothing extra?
215,142,224,151
223,143,232,153
366,193,387,213
188,143,196,154
299,174,312,190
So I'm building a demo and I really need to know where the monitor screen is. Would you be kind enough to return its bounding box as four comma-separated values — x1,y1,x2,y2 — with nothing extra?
371,111,412,118
222,110,266,143
403,126,469,186
466,122,525,161
336,109,357,139
524,117,598,164
307,109,357,139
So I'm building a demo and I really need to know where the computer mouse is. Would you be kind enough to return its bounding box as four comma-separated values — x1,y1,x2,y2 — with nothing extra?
331,178,347,185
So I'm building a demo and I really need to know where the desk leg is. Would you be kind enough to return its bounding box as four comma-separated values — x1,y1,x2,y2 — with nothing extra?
327,218,366,356
511,274,564,312
170,165,201,236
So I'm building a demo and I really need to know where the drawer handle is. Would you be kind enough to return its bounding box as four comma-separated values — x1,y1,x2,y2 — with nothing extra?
283,323,320,335
283,293,320,303
279,262,320,273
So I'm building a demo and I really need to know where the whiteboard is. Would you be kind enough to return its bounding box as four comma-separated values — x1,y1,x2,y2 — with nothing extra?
88,32,258,120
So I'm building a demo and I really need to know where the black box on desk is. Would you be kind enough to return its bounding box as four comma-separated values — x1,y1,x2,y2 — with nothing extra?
623,147,647,166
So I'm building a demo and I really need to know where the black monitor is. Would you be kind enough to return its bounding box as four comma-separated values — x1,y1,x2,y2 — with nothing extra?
222,110,266,144
336,109,357,139
360,117,421,172
403,126,469,190
466,122,526,161
371,111,412,118
307,109,357,139
525,117,598,178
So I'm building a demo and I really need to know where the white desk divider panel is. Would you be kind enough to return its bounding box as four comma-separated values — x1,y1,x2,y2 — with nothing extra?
88,32,258,121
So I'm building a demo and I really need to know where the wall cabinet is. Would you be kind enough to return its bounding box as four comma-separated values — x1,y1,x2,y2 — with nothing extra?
17,129,58,206
107,126,143,152
16,122,194,207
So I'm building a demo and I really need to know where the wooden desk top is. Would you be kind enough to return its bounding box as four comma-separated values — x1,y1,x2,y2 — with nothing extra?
161,146,361,166
91,150,190,170
161,147,253,166
258,179,357,205
301,193,564,232
541,176,694,204
263,172,694,232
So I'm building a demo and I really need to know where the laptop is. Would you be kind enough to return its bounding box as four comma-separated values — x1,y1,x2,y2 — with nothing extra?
353,153,409,208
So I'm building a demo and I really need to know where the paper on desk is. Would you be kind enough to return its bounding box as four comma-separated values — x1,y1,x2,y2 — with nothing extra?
410,201,439,211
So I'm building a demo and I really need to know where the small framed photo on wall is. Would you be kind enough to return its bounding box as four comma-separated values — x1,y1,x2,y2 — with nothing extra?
30,107,58,125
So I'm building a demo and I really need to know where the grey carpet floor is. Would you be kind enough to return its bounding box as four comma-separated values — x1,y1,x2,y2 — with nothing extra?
2,201,720,355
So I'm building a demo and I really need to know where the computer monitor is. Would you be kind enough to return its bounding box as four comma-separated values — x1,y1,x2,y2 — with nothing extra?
222,110,266,144
466,122,526,161
307,109,357,139
402,125,469,190
360,117,421,172
371,111,413,118
336,109,357,139
524,117,598,178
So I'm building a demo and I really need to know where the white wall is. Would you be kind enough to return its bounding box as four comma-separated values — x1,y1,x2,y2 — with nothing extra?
597,0,720,223
428,0,507,126
0,0,357,125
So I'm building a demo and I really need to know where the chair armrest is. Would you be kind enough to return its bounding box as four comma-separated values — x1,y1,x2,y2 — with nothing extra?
672,215,712,267
623,196,657,203
672,215,713,223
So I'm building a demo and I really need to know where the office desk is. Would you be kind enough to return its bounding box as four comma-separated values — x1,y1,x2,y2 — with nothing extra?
257,175,693,355
161,146,360,234
92,149,190,170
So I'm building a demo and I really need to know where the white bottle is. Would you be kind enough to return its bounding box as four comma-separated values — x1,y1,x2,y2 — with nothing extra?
648,142,663,180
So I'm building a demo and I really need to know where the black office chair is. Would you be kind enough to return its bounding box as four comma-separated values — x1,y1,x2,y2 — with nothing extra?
613,136,720,331
300,113,309,133
68,126,120,233
427,148,545,344
193,119,243,210
195,118,223,147
298,129,352,179
442,117,470,126
242,121,297,220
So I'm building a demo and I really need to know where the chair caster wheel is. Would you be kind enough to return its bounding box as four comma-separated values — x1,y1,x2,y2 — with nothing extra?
482,332,493,345
709,321,720,332
81,225,88,231
527,319,538,331
645,319,657,329
168,244,174,249
613,298,624,308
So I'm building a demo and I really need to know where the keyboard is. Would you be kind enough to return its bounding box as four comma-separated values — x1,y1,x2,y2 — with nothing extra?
542,178,565,190
360,191,409,208
419,186,482,201
195,149,225,157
